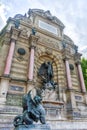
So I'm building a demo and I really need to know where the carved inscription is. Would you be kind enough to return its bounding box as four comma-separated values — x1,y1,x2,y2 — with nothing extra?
39,20,58,35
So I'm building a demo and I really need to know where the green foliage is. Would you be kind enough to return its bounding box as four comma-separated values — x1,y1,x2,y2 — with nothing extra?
81,58,87,90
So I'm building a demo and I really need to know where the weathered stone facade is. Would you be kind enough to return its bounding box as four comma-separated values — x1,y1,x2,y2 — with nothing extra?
0,9,87,129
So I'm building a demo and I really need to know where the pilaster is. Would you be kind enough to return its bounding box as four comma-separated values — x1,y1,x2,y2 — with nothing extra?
74,53,86,93
0,76,10,104
0,27,20,103
66,89,77,119
27,34,39,92
62,48,72,90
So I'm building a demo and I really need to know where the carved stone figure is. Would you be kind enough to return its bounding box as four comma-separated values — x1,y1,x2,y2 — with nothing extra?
14,14,27,20
14,20,20,29
74,45,78,53
32,27,36,35
13,91,46,127
62,41,66,49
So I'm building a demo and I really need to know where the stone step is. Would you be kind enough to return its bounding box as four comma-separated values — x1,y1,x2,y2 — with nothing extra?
0,121,87,130
0,105,87,130
0,125,13,130
14,124,51,130
49,121,87,130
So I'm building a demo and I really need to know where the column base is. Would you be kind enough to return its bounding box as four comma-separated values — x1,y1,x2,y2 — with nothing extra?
0,76,10,103
0,97,6,104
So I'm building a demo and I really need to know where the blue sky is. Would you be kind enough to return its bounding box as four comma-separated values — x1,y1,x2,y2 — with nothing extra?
0,0,87,51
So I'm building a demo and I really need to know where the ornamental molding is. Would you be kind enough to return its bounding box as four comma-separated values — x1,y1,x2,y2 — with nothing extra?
29,34,39,48
74,52,82,62
28,9,65,29
10,27,21,40
38,35,61,50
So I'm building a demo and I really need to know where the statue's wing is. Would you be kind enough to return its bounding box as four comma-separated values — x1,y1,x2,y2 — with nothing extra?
22,90,32,107
38,63,47,76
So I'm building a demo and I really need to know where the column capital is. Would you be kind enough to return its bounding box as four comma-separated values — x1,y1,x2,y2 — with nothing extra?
29,34,39,48
63,56,70,61
75,61,81,65
10,38,16,43
10,27,21,41
74,52,82,61
27,80,36,85
29,45,36,49
62,48,70,60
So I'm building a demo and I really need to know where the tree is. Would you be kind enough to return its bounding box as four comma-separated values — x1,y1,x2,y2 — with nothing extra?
81,58,87,90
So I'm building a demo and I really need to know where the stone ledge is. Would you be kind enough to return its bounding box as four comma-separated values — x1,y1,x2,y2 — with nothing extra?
14,124,51,130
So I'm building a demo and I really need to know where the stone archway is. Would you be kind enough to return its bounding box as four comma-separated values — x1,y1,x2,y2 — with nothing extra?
34,48,63,101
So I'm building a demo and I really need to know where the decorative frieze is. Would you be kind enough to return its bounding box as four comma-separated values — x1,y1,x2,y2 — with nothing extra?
10,27,21,40
38,35,61,50
29,34,39,48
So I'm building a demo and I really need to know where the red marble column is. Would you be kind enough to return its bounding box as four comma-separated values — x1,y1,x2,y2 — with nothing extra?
65,59,72,89
28,46,35,80
77,63,86,92
4,39,15,75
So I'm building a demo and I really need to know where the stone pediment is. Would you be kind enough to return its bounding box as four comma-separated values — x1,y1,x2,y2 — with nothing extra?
28,9,65,29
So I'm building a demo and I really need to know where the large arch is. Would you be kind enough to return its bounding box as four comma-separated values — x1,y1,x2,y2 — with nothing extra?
34,49,62,89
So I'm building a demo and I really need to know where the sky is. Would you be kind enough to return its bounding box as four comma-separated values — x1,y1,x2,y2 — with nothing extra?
0,0,87,51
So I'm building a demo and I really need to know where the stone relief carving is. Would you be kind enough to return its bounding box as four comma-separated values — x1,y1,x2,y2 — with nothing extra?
28,9,65,28
45,48,52,55
38,35,61,50
37,84,59,102
20,28,30,37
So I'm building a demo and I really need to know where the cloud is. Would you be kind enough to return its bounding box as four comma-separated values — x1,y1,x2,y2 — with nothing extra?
0,3,7,30
0,0,87,52
52,0,87,51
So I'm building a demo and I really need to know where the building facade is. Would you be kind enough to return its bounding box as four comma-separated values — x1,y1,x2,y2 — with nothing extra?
0,9,87,129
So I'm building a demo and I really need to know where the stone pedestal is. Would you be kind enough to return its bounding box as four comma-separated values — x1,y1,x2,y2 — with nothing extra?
14,124,51,130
